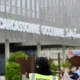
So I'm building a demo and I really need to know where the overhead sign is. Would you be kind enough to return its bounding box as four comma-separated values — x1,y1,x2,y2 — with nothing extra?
0,18,80,39
67,50,80,58
68,50,80,56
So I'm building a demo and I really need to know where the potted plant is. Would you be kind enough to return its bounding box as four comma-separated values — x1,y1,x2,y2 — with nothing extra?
6,51,29,80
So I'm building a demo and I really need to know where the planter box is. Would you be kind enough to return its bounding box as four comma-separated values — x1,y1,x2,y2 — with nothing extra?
16,57,36,76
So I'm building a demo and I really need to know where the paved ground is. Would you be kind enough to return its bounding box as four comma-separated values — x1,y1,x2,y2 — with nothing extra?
23,78,29,80
0,76,5,80
22,75,29,80
0,76,29,80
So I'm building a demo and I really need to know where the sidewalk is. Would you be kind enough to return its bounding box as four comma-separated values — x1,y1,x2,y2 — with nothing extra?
0,76,5,80
0,76,29,80
22,75,29,80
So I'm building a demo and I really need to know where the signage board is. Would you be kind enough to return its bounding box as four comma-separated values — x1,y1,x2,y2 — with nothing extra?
68,50,80,56
0,18,80,39
67,50,80,58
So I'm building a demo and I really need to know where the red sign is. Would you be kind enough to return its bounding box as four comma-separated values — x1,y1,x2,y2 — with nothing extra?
68,50,80,56
69,51,73,55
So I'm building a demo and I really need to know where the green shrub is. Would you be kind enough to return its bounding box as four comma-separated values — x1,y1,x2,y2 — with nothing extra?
49,59,58,75
50,63,58,75
6,51,29,80
8,51,28,62
6,62,21,80
50,63,57,71
61,60,71,68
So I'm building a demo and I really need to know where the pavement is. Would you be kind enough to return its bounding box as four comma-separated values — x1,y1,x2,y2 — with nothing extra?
0,76,29,80
0,76,5,80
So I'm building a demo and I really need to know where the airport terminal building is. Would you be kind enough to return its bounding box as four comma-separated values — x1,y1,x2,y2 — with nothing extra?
0,0,80,75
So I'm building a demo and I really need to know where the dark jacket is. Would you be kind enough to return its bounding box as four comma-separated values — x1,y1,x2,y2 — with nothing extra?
69,71,79,80
35,57,52,75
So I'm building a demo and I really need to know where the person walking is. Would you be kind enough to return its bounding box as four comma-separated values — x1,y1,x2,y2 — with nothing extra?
62,68,72,80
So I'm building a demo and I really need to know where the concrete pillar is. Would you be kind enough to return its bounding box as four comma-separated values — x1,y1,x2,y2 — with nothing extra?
37,43,41,57
5,39,10,63
62,45,66,61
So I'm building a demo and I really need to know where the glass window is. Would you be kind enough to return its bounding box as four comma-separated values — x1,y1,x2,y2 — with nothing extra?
27,10,30,17
37,12,39,19
53,0,55,3
1,0,4,4
49,0,51,7
73,0,75,4
6,5,10,13
71,0,73,5
22,0,25,9
12,0,16,6
6,0,10,5
27,0,30,10
12,7,16,14
22,9,25,16
32,11,35,18
45,0,47,7
41,0,43,8
63,0,66,5
56,0,59,4
36,0,39,12
60,0,62,6
32,0,35,11
17,0,21,8
67,0,69,4
17,7,21,15
0,5,5,12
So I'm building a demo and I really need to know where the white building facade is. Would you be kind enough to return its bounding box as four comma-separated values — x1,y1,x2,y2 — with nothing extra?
0,0,80,75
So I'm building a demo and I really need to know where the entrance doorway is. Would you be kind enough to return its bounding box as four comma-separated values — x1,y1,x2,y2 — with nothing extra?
0,44,5,75
0,55,5,75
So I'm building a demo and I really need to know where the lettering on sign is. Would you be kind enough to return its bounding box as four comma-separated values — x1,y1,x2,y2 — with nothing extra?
0,18,80,39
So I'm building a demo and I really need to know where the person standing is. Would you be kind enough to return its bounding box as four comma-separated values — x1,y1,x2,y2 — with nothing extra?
62,68,72,80
76,66,80,76
35,57,52,75
76,66,80,80
69,66,79,80
29,57,58,80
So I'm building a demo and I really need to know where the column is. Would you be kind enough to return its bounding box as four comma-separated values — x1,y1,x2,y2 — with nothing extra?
5,39,10,63
37,43,41,57
62,45,66,61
